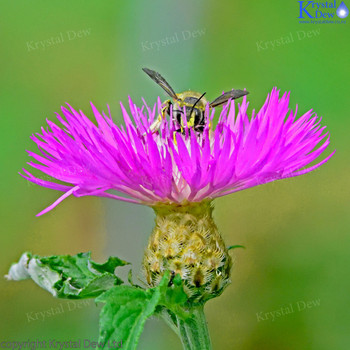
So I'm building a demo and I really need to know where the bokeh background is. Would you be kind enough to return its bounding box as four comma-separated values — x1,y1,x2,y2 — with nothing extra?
1,0,349,349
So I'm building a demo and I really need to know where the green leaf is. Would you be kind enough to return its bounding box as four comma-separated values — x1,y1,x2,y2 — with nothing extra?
6,252,129,299
227,244,246,250
96,285,161,350
96,272,192,350
157,272,191,321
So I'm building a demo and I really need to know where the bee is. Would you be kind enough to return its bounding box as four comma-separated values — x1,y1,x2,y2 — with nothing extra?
142,67,249,134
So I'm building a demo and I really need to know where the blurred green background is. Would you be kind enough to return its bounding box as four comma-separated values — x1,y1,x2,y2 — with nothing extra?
1,0,349,349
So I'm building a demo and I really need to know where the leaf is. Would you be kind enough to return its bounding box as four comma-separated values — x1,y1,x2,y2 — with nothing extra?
96,272,192,350
227,244,246,250
6,252,129,299
96,285,161,350
157,273,191,321
8,253,194,350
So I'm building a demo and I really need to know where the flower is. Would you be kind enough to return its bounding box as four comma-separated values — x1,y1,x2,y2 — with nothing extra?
21,88,335,217
21,88,335,301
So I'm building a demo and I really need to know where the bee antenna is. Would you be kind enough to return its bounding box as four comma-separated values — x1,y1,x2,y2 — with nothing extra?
190,92,206,117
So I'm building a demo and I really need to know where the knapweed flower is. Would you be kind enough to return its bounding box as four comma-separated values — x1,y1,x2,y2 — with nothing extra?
21,88,334,301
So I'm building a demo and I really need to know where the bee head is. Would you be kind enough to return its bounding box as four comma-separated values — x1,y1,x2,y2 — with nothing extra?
172,91,208,132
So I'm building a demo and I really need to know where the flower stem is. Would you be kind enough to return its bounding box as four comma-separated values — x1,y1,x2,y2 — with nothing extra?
176,305,212,350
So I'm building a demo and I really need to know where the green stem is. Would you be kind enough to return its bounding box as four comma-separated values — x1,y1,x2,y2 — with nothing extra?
176,305,212,350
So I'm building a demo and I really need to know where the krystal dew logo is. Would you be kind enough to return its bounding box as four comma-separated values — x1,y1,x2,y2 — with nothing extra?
298,1,349,20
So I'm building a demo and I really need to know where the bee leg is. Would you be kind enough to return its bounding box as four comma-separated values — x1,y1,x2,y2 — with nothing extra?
148,100,172,134
173,132,177,145
162,99,172,115
149,115,163,133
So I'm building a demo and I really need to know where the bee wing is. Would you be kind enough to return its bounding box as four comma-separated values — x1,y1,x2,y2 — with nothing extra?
142,68,178,100
209,89,249,108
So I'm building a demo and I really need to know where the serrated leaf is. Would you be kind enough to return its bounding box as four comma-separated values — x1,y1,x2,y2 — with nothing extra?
96,285,161,350
90,256,127,274
6,252,129,299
